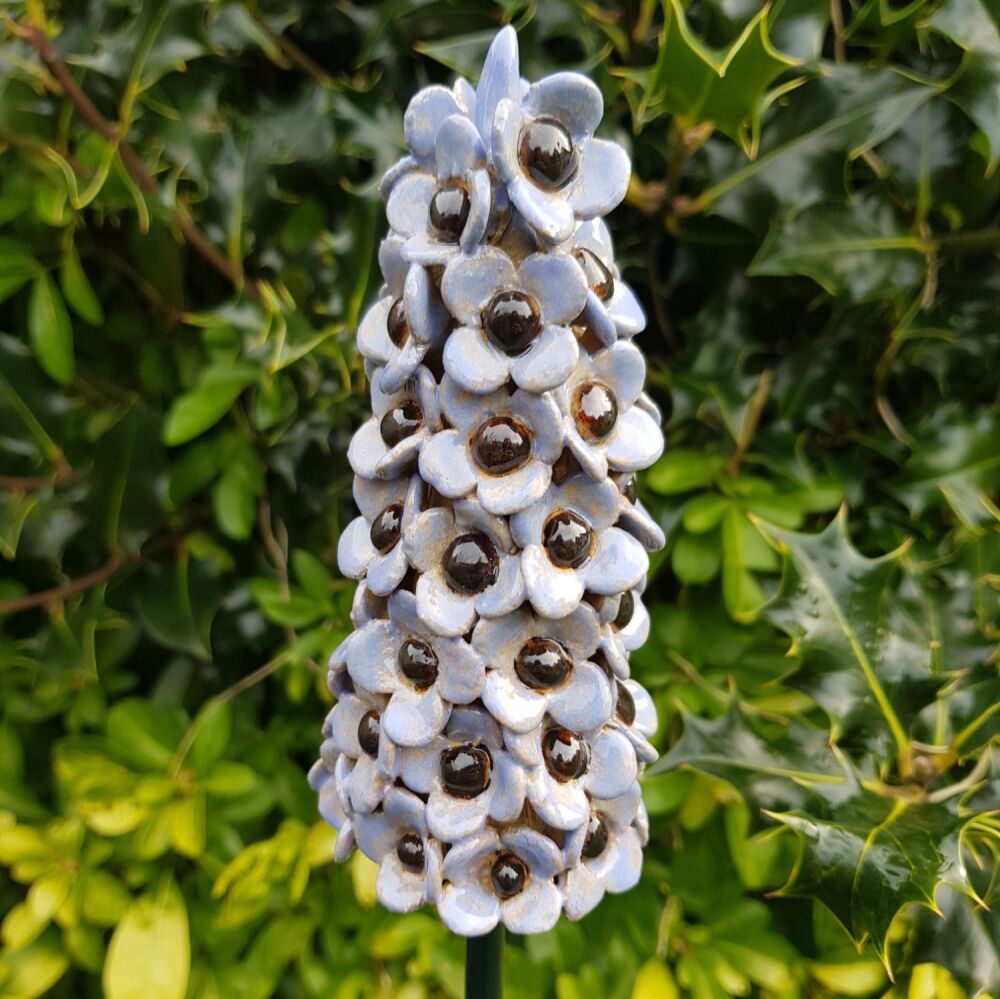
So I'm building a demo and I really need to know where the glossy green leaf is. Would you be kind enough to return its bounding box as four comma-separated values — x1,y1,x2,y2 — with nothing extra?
27,273,74,384
163,362,260,445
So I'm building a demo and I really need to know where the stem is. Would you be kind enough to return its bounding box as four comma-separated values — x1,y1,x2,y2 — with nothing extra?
466,925,504,999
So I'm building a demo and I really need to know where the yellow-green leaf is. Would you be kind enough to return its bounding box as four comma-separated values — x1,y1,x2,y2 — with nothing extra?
28,274,74,385
633,957,679,999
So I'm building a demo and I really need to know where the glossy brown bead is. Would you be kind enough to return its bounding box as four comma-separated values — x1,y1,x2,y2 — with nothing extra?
519,117,578,191
514,638,572,690
379,399,423,447
429,183,470,242
615,681,636,725
357,710,381,757
542,510,593,568
443,532,500,594
483,291,541,355
573,381,618,441
613,591,634,630
370,503,403,553
387,298,409,347
621,476,638,503
397,833,425,871
542,727,588,782
490,853,527,897
573,248,614,301
582,814,609,859
472,416,532,474
398,638,439,689
440,743,492,798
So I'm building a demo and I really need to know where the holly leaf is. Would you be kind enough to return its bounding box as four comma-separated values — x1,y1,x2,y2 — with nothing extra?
756,511,942,766
623,0,799,146
747,197,928,302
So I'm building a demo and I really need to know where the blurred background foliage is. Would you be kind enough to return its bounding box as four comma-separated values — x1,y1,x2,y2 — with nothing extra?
0,0,998,997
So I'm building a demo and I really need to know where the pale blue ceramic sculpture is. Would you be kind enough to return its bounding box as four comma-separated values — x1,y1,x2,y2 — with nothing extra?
312,26,664,937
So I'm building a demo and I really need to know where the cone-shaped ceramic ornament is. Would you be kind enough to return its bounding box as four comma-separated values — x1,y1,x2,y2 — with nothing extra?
310,26,665,938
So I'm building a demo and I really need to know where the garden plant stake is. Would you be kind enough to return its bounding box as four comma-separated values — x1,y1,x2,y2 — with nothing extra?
310,27,664,995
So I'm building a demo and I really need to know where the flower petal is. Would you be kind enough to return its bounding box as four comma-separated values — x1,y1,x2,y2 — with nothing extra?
416,571,478,637
606,407,664,472
427,786,490,842
524,72,604,140
477,460,550,516
609,279,646,336
404,262,449,346
443,326,512,394
442,248,516,327
475,552,525,618
527,771,590,830
583,528,648,595
461,168,491,253
375,431,426,479
585,728,637,799
378,337,430,395
405,85,462,160
367,543,408,596
561,864,605,921
511,325,579,393
337,515,376,580
378,235,408,292
565,423,609,481
578,289,617,347
593,341,646,407
377,851,430,913
501,879,562,935
475,26,520,155
439,881,502,937
357,297,393,365
569,138,630,218
346,620,397,694
404,507,455,571
347,418,386,479
522,545,585,619
501,828,564,879
519,252,588,326
604,826,643,894
435,114,485,179
399,739,444,794
481,670,547,734
383,686,450,747
386,170,436,237
507,174,576,244
547,660,614,732
419,428,477,499
488,751,527,823
435,638,487,704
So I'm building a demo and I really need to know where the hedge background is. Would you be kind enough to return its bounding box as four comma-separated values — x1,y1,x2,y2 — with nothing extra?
0,1,998,997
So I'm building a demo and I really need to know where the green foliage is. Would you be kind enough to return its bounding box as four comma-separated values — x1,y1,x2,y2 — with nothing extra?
0,0,998,997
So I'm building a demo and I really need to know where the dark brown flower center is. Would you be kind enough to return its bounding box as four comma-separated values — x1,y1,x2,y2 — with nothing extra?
613,591,634,630
573,248,614,301
379,400,423,447
443,532,500,594
519,117,578,191
514,637,572,690
582,814,609,859
472,416,532,474
370,503,403,554
543,510,593,568
573,381,618,441
387,298,409,347
397,833,425,871
542,727,588,782
429,183,470,242
483,291,541,355
490,853,527,897
441,743,492,798
357,709,380,757
621,476,637,503
398,638,439,689
615,681,636,725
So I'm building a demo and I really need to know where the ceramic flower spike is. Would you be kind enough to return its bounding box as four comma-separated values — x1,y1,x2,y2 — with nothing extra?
311,26,664,937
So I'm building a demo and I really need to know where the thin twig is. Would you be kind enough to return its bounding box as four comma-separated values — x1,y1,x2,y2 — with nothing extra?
12,21,258,300
248,8,334,84
0,554,129,614
726,369,773,476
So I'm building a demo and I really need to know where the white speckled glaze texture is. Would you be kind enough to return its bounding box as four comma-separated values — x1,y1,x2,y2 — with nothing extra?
312,26,664,936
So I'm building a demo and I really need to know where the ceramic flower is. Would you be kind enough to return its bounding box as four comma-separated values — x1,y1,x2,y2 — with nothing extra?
307,753,355,862
557,340,664,481
440,246,586,395
511,473,648,618
491,72,630,243
609,676,658,765
348,365,441,480
438,827,563,936
345,590,487,747
612,472,666,553
560,784,645,919
337,475,422,596
418,374,563,515
399,706,527,843
560,218,646,345
352,785,444,913
326,688,396,815
503,720,639,831
357,244,450,394
597,585,651,679
472,603,613,734
403,500,525,637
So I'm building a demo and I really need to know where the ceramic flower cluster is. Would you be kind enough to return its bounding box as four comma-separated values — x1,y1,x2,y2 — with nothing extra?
310,27,665,937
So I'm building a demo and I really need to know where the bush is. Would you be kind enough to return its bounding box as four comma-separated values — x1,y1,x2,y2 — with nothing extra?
0,1,998,997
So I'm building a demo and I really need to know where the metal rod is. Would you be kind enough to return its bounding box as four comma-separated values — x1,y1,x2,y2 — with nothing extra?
465,924,504,999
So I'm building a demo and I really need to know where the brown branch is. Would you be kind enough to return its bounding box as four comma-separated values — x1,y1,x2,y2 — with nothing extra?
13,22,258,300
248,9,334,85
0,553,130,614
